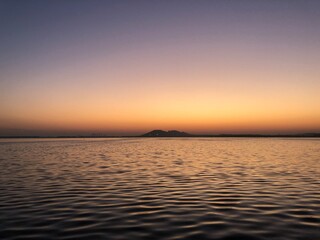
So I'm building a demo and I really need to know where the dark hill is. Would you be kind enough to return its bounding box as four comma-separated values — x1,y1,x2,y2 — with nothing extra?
141,130,192,137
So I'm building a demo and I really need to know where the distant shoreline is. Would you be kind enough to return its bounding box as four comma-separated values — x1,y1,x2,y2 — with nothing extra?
1,134,320,139
1,129,320,138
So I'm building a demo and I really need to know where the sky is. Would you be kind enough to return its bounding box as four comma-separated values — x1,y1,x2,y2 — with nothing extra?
0,0,320,136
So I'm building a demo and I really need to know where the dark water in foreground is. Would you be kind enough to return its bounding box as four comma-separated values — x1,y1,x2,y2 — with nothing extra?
0,138,319,240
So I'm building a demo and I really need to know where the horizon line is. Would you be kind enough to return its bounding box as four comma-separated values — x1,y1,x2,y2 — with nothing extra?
1,132,320,138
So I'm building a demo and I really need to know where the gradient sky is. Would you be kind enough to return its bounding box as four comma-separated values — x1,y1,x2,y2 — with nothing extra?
1,0,320,136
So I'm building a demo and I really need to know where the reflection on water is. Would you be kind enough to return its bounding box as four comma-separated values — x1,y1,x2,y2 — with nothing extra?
0,138,319,240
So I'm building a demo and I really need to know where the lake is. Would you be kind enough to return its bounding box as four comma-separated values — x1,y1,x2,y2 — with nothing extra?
0,138,319,240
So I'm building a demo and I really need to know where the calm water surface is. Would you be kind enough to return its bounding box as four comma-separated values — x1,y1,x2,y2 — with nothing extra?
0,138,319,240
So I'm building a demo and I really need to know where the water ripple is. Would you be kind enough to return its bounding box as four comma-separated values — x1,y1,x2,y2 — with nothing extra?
0,138,319,240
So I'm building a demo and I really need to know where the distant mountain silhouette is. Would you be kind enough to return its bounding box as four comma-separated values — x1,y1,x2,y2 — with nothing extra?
141,130,192,137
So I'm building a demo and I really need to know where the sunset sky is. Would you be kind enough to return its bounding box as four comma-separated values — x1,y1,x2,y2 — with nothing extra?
1,0,320,136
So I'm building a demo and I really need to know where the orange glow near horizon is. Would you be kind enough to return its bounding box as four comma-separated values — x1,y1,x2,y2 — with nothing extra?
1,76,320,135
1,59,320,135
